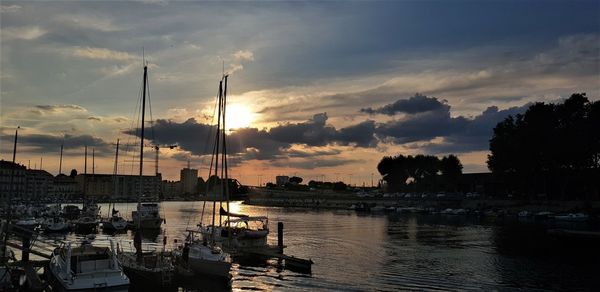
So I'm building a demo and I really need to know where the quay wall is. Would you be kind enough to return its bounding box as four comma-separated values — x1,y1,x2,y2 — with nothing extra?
244,189,600,214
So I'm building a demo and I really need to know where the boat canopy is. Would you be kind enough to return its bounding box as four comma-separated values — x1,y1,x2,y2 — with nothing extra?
225,216,268,224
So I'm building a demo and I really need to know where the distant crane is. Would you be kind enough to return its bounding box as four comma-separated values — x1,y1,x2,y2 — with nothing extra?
145,144,178,175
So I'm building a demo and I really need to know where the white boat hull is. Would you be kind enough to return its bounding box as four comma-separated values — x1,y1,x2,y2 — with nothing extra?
188,257,232,279
48,245,129,291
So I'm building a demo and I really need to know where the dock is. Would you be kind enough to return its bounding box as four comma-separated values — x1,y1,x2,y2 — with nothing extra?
548,229,600,240
244,249,314,273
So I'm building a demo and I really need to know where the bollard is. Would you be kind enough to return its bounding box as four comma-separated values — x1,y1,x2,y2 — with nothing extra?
277,222,284,254
22,235,30,262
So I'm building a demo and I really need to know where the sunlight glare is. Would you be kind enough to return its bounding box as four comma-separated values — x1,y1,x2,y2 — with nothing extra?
225,104,255,129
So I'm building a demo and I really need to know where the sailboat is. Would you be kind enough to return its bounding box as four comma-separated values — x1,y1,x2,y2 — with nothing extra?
102,139,127,231
178,75,232,279
196,80,269,253
117,63,174,288
206,209,270,251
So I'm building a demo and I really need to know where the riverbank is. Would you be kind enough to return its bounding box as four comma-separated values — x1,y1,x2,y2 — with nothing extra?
243,188,600,215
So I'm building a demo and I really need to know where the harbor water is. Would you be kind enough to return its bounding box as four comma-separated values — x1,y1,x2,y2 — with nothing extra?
35,201,598,291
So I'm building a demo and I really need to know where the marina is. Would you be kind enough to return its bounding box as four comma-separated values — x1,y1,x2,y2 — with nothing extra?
1,201,598,291
1,1,599,291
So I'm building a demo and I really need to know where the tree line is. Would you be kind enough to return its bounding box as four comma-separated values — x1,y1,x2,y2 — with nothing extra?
377,93,599,200
377,154,462,192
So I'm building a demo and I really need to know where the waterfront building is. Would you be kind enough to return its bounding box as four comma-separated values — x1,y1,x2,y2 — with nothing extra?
53,174,80,200
0,160,27,204
180,167,198,195
25,169,54,201
75,173,162,200
162,180,182,199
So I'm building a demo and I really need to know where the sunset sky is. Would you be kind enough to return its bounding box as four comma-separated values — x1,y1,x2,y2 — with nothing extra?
1,1,599,186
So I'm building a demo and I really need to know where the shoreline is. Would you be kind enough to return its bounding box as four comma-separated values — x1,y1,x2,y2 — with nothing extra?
242,189,600,215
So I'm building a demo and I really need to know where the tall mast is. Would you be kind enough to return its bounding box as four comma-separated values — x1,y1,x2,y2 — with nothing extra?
212,80,223,232
84,146,87,195
3,126,19,261
139,65,147,205
111,139,120,217
223,75,230,227
92,148,95,175
59,143,64,175
155,146,159,176
84,146,87,175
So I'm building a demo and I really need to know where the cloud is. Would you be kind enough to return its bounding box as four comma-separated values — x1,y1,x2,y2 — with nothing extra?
35,104,87,112
226,50,255,74
373,95,530,152
124,113,378,167
360,94,449,115
375,109,466,144
54,14,121,32
335,120,377,147
271,158,362,169
269,113,336,146
233,50,254,61
0,5,21,13
286,148,342,158
1,26,46,40
72,47,135,61
1,133,112,156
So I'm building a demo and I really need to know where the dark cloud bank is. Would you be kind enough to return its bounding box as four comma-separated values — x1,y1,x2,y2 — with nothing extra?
5,95,527,168
0,133,113,157
125,94,527,165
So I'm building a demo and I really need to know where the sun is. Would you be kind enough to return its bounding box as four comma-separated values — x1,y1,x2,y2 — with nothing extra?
225,104,255,130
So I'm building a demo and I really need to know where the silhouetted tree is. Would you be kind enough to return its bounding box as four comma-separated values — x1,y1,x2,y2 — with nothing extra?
206,175,219,187
197,177,206,194
332,181,347,191
440,155,462,190
487,93,600,199
289,176,303,184
377,154,462,192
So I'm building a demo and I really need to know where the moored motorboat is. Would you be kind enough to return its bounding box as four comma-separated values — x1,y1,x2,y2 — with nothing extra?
43,217,69,232
74,216,97,232
552,213,589,222
61,205,81,220
102,215,128,231
47,241,129,291
81,201,100,218
14,217,38,231
132,203,163,230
